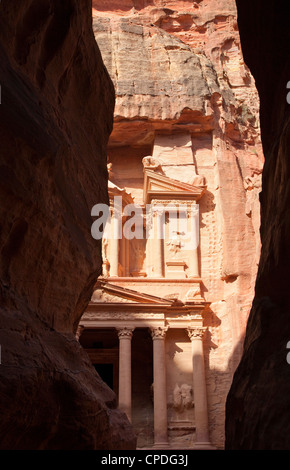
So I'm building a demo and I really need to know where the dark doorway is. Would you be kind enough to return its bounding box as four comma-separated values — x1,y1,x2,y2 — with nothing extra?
80,328,119,393
93,363,114,390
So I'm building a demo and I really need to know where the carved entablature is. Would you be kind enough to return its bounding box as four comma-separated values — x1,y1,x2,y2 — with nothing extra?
80,278,207,334
83,312,165,321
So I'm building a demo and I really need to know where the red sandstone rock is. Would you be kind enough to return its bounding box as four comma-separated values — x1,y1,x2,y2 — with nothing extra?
91,0,264,448
0,0,136,450
226,0,290,450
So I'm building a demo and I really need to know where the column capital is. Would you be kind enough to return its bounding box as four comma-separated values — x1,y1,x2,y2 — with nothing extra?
150,326,168,340
117,327,135,339
152,205,164,217
187,326,206,341
187,204,199,218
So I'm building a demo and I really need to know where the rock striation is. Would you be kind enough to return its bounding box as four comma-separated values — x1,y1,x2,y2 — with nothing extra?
92,0,264,448
0,0,136,449
225,0,290,450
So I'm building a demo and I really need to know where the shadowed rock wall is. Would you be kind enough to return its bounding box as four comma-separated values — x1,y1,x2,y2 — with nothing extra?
0,0,136,449
226,0,290,449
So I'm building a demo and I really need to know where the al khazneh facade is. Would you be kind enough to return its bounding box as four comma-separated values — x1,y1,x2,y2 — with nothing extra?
80,139,219,449
78,0,265,449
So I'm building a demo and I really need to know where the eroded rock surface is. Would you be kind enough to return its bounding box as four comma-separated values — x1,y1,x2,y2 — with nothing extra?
0,0,136,449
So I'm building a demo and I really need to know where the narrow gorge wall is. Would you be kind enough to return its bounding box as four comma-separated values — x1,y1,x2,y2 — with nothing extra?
0,0,135,450
226,0,290,449
92,0,264,448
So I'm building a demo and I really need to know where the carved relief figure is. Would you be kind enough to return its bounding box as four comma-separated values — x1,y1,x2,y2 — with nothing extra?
173,384,194,411
166,231,184,255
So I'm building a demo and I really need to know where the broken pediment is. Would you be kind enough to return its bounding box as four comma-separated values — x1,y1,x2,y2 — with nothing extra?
143,168,206,205
91,289,138,303
107,162,134,206
91,281,178,305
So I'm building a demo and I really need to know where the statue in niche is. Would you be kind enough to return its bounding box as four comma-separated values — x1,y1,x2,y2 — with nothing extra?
131,239,146,275
187,173,206,187
142,156,163,173
166,231,184,255
173,384,194,412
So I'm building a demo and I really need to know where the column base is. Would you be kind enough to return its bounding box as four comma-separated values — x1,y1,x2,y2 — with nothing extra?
193,441,216,450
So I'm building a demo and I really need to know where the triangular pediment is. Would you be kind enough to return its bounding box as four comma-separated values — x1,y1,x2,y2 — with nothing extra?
91,280,180,305
143,169,206,204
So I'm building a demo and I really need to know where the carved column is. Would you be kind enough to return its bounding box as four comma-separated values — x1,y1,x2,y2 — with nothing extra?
120,215,130,277
150,326,169,448
188,203,199,277
125,237,130,276
117,327,134,422
153,207,164,278
110,208,121,277
187,326,212,448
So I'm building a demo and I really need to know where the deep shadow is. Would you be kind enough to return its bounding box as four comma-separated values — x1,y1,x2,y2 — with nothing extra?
225,0,290,450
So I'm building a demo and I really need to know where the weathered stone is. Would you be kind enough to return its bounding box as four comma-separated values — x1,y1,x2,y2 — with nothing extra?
0,0,136,450
225,0,290,450
90,0,264,449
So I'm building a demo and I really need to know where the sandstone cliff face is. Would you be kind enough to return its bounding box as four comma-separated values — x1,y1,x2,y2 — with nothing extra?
0,0,135,449
225,0,290,450
92,0,264,447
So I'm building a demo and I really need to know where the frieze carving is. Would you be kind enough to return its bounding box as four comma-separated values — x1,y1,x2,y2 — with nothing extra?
166,314,202,321
81,312,165,320
150,199,199,207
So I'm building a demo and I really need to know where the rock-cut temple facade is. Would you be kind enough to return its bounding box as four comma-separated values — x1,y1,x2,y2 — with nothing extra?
77,1,265,450
79,139,214,449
